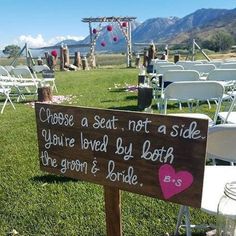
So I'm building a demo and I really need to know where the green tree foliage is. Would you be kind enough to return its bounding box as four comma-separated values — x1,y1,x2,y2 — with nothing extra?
3,45,21,57
213,31,235,51
202,31,235,52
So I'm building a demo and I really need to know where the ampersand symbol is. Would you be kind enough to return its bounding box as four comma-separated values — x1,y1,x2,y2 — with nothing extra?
91,158,100,176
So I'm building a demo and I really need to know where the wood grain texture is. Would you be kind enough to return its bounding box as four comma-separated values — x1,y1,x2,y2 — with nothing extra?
35,103,208,208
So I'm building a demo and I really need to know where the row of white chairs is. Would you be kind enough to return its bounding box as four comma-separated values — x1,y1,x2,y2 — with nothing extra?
149,60,236,76
175,123,236,236
148,60,236,236
0,64,57,114
149,68,236,128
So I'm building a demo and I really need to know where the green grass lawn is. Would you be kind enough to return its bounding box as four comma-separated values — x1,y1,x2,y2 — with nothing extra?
0,68,217,236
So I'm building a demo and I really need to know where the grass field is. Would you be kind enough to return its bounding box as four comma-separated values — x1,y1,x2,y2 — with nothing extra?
0,67,220,236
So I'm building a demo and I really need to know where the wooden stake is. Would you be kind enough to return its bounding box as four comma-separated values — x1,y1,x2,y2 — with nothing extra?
104,186,122,236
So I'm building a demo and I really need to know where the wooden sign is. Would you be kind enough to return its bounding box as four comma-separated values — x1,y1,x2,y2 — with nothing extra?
35,103,208,208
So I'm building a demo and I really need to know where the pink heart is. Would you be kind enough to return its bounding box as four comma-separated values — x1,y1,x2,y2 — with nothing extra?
158,164,193,199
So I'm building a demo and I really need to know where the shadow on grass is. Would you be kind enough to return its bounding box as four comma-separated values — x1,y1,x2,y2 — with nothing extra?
101,95,137,103
125,95,137,101
108,105,140,111
32,174,79,184
175,233,207,236
109,88,127,93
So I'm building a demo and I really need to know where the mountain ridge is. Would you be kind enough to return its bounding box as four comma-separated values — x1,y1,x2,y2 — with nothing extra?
57,8,236,53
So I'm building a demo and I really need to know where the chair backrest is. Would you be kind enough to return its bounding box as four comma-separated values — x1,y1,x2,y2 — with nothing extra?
160,70,200,95
219,63,236,69
42,69,55,78
158,65,184,75
164,81,224,101
0,66,11,77
163,70,200,83
0,66,14,83
192,64,216,74
207,60,222,68
207,124,236,164
207,69,236,81
163,81,224,122
12,67,35,79
4,65,14,73
32,65,50,73
221,95,236,124
153,62,174,73
176,61,203,69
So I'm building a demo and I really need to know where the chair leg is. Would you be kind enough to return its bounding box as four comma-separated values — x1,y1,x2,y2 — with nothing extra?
207,99,212,109
185,206,192,236
1,95,15,114
175,205,185,236
7,96,16,110
53,82,58,93
174,205,192,236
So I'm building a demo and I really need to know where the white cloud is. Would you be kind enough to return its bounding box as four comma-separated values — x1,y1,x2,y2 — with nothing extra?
16,34,47,47
48,35,85,45
15,34,85,48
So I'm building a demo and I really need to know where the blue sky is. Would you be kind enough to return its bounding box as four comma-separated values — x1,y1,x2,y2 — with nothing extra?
0,0,235,49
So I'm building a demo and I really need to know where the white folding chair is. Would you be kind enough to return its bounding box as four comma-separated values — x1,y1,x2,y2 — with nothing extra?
0,81,16,114
153,61,174,74
151,66,184,102
207,69,236,97
218,95,236,124
207,60,223,68
4,65,14,74
192,64,216,76
157,70,200,111
175,124,236,236
219,63,236,69
176,61,203,70
32,65,50,73
12,67,40,101
32,65,58,92
0,66,26,101
0,65,12,77
163,81,224,126
158,65,184,75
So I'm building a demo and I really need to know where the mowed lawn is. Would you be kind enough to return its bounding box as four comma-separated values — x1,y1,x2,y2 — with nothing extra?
0,68,215,236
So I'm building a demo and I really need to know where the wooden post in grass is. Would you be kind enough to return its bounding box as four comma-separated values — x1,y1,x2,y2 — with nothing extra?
104,186,122,236
37,87,52,102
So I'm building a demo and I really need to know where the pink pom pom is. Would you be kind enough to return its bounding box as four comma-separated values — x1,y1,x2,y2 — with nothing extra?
107,25,113,32
92,28,97,34
122,22,127,27
113,36,118,42
101,41,106,47
51,50,57,57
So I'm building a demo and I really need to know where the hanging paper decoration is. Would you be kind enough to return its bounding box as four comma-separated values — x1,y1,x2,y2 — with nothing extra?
107,25,113,32
51,50,57,58
122,22,128,27
101,41,106,47
92,28,97,34
113,36,118,42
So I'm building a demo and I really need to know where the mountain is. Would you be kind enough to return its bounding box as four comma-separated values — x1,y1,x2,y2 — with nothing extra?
164,8,236,44
132,17,179,42
57,8,236,53
55,39,78,46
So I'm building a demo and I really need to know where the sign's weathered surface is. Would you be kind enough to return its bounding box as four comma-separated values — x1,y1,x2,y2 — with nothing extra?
35,103,208,208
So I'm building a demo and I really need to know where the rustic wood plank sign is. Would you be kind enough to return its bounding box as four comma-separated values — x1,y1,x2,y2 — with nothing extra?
35,103,208,235
35,103,208,208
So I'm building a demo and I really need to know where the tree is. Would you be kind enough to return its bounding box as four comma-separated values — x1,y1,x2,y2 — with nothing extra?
202,31,235,52
201,40,217,51
213,31,234,51
3,45,21,57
